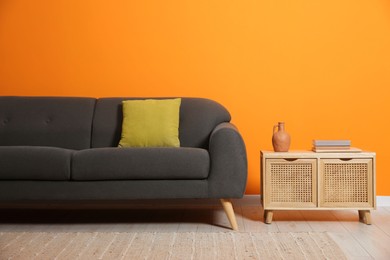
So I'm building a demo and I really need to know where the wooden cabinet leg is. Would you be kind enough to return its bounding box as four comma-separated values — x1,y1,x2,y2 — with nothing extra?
220,199,238,231
358,210,372,225
264,210,273,224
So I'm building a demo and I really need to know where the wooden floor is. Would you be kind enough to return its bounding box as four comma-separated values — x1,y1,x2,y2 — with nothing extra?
1,196,390,259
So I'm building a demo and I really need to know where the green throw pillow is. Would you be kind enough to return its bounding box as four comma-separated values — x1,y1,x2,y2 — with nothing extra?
118,98,181,148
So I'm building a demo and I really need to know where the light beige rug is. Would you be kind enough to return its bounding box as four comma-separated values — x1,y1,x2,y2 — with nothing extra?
0,231,346,259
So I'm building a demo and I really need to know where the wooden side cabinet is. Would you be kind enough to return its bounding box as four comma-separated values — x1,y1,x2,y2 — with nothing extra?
261,151,376,225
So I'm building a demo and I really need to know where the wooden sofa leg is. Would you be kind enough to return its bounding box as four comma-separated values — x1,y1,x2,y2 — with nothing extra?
220,199,238,231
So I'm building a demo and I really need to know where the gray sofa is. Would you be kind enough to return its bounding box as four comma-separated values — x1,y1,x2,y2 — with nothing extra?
0,96,247,230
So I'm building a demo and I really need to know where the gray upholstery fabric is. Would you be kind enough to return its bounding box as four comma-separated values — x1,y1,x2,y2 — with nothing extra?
0,180,208,200
72,147,209,180
91,98,231,149
207,123,248,198
0,146,73,180
0,96,96,150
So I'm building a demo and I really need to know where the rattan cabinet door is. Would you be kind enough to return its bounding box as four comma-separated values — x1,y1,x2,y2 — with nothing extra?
264,158,317,209
319,158,374,208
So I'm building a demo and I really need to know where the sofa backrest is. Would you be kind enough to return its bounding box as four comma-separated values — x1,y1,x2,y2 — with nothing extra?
0,96,96,150
0,96,231,150
91,98,231,149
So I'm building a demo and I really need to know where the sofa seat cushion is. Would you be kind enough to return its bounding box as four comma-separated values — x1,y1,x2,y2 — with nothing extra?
0,146,73,180
72,147,209,180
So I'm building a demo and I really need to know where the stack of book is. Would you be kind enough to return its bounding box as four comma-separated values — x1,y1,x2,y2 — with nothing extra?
312,140,361,152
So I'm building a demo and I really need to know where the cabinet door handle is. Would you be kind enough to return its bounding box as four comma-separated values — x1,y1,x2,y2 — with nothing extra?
339,158,353,161
284,158,298,162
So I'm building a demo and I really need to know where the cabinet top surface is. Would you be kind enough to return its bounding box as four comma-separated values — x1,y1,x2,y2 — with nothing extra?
261,150,375,158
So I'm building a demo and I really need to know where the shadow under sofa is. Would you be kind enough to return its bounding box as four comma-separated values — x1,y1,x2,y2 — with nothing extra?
0,96,247,230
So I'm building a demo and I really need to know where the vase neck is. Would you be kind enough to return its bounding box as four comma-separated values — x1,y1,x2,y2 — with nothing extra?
278,122,285,131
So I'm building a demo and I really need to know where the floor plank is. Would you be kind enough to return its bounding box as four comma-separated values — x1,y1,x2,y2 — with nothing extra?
370,207,390,237
177,208,212,232
273,210,313,232
300,210,349,233
240,206,279,232
332,209,390,259
327,232,372,259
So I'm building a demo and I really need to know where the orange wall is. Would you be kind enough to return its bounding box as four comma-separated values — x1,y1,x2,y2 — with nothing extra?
1,1,390,195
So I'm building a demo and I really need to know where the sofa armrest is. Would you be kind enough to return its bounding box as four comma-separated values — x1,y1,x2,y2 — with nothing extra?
208,122,247,198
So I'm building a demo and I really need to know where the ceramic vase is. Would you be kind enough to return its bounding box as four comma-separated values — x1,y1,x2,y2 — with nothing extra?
272,122,291,152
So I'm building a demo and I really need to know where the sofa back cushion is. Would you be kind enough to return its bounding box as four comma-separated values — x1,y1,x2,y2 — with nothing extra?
0,96,96,150
92,98,231,149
